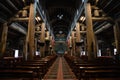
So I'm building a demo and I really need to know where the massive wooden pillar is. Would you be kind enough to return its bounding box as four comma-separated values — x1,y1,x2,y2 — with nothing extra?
0,23,8,58
49,36,52,55
35,38,37,55
72,31,75,56
69,36,72,56
51,37,55,54
75,22,81,57
24,2,36,60
114,20,120,54
45,31,50,56
40,23,45,57
84,37,87,55
84,3,97,60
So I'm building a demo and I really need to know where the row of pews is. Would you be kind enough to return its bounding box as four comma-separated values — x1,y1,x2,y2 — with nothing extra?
64,54,120,80
0,54,57,80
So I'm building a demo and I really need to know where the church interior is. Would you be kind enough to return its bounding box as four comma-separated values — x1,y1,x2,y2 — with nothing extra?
0,0,120,80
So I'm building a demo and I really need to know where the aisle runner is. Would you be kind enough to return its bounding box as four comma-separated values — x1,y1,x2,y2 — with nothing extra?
43,57,77,80
57,57,63,80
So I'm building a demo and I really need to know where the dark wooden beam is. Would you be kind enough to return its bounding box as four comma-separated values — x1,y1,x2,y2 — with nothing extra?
40,23,45,57
85,3,97,61
24,2,36,60
72,31,75,56
75,22,81,57
28,2,36,60
114,20,120,54
0,23,8,58
92,17,112,21
11,18,29,22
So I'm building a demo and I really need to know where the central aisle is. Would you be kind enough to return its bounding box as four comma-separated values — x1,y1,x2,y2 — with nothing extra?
43,56,77,80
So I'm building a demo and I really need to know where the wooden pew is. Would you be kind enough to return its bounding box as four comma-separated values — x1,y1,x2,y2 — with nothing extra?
0,55,57,79
13,55,57,77
0,69,40,80
72,62,120,78
78,66,120,80
14,62,47,77
64,54,120,80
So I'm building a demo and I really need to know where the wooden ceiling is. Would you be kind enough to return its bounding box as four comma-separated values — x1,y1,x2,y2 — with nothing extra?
0,0,120,41
39,0,81,40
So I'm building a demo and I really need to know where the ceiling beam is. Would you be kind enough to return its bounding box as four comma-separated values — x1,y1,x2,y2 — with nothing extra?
0,18,7,23
9,22,27,35
92,17,112,21
6,0,18,11
46,0,76,8
0,3,13,15
11,17,29,22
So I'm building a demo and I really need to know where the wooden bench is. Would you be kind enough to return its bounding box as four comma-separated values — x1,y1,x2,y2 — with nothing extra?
0,69,40,80
0,66,43,79
15,63,47,77
78,66,120,80
0,55,57,79
14,56,57,77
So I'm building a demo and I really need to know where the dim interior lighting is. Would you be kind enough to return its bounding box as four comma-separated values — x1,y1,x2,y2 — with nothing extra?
42,11,44,15
45,27,47,31
57,14,63,19
97,49,101,56
36,51,39,55
81,51,85,55
37,16,41,20
59,31,63,34
14,50,19,58
77,9,78,15
45,37,49,40
80,16,86,21
59,38,62,41
114,48,117,55
36,26,40,31
37,0,39,2
35,18,38,22
35,16,41,22
22,0,25,3
82,0,84,2
74,27,76,30
80,39,84,42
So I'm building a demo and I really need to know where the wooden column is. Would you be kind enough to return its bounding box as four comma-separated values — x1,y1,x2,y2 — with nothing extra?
45,31,50,56
66,39,69,55
114,20,120,54
69,36,72,56
24,2,36,60
40,23,45,57
35,38,37,55
72,31,75,56
47,31,50,55
0,23,8,58
75,22,81,57
84,37,87,55
76,23,81,42
46,31,50,39
95,35,99,56
23,37,27,60
84,3,97,60
49,36,52,55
